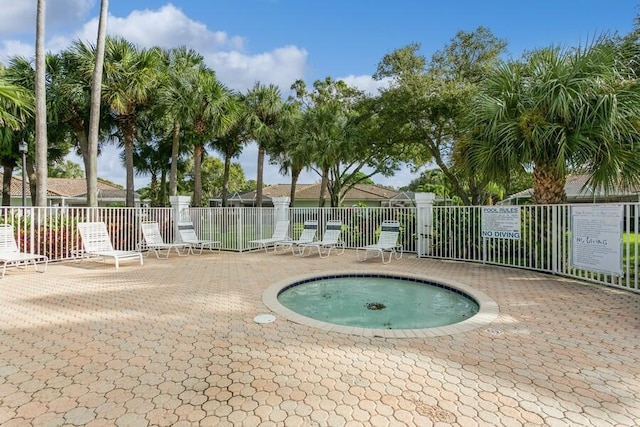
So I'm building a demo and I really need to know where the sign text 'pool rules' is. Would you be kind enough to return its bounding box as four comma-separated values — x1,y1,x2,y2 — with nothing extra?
570,204,623,276
481,206,521,240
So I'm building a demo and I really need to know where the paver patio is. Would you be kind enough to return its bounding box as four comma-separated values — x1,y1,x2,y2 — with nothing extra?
0,250,638,426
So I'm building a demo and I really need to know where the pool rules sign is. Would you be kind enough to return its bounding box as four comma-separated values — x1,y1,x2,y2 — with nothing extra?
570,204,623,276
481,207,521,239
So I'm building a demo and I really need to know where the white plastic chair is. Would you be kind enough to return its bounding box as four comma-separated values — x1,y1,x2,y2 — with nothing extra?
140,221,190,259
249,220,290,252
356,220,403,264
77,222,142,269
298,220,345,258
275,220,318,255
0,224,48,278
177,221,221,255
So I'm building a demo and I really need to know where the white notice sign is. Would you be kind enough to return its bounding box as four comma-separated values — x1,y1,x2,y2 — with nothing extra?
481,207,521,239
571,205,623,276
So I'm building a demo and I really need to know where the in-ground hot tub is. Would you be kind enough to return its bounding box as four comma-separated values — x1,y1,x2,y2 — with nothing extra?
262,272,499,338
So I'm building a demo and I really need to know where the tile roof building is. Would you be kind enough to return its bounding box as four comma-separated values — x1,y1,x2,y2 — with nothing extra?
1,174,142,207
215,183,402,207
500,174,640,204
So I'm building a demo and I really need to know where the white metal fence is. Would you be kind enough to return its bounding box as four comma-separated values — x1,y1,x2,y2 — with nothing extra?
3,203,638,294
427,203,639,293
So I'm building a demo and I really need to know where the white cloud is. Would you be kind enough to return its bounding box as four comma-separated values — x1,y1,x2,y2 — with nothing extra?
0,40,35,63
208,46,308,92
0,0,94,35
0,2,33,34
76,4,244,52
65,4,307,92
338,74,391,95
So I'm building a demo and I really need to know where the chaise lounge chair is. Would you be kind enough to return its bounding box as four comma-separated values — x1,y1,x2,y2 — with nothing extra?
297,220,345,258
77,222,143,269
140,221,190,259
356,220,403,264
177,221,221,255
0,224,48,278
248,219,290,252
274,220,318,255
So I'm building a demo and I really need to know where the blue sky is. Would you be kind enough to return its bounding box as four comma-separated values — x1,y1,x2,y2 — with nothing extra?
0,0,638,189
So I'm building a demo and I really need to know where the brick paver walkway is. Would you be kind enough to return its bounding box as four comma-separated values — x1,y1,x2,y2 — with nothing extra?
0,251,638,426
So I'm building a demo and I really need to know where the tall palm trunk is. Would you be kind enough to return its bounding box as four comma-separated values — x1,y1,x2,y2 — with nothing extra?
221,147,233,207
169,121,180,197
193,143,204,206
532,162,566,204
256,144,265,207
289,166,301,206
318,168,329,208
121,117,136,207
35,0,47,206
160,168,167,206
2,161,15,206
86,0,109,207
26,158,36,206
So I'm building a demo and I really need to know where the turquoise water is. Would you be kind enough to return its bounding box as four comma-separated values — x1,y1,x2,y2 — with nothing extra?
278,276,479,329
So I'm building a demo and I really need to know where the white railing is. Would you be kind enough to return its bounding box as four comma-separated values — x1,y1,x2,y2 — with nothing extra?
3,203,638,294
428,203,639,293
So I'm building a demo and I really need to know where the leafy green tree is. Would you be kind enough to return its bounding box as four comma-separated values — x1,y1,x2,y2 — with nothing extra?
190,69,238,206
156,46,205,198
243,82,285,207
131,111,173,206
0,75,33,130
3,57,74,205
292,77,401,207
268,99,309,206
101,37,162,206
180,156,247,203
209,97,249,207
0,63,34,207
373,27,507,205
48,160,84,178
466,39,640,204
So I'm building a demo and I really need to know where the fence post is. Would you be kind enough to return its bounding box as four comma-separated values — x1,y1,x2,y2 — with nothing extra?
272,197,290,223
170,195,191,242
415,193,436,257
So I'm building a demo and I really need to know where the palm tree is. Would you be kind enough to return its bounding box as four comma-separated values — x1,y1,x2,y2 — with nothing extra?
209,98,248,207
101,37,162,206
86,0,109,207
46,48,114,199
35,0,47,206
190,70,238,206
157,47,205,198
0,75,33,130
243,83,284,207
269,101,310,206
467,40,640,204
1,64,35,207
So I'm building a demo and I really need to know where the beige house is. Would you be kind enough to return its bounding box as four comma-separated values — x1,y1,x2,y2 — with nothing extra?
1,174,143,207
500,174,640,205
214,183,401,207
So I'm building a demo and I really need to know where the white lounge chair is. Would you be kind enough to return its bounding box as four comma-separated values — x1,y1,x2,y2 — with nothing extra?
140,221,190,259
0,224,48,278
177,221,220,255
274,220,318,255
356,220,403,264
298,220,345,258
248,220,290,252
77,222,142,269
